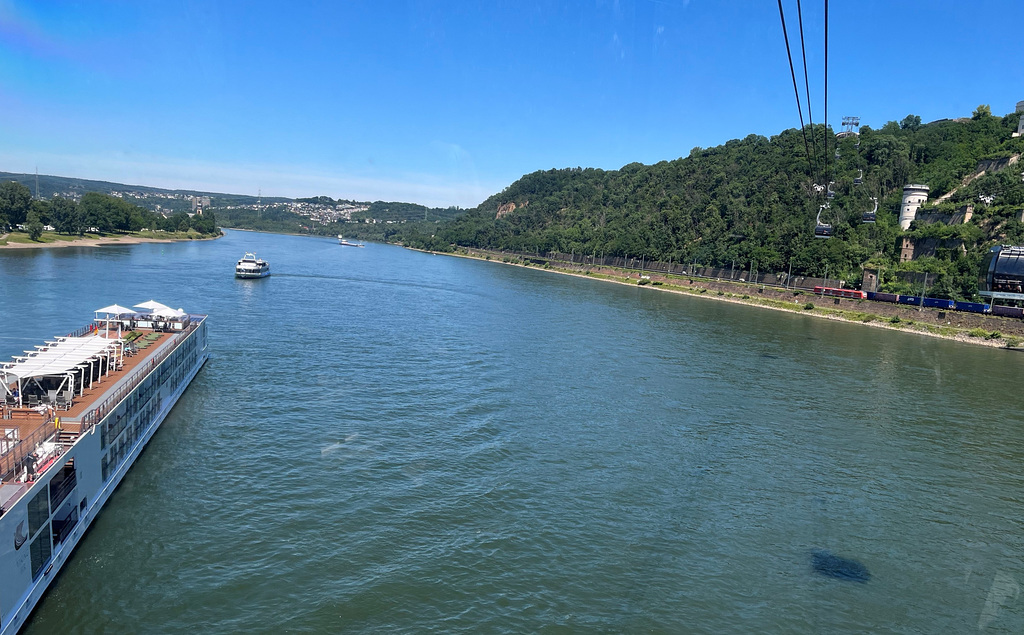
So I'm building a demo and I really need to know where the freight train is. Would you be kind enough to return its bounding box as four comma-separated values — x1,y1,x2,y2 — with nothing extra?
812,286,1024,318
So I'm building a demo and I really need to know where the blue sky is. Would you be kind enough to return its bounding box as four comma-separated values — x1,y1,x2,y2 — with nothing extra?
1,1,1022,207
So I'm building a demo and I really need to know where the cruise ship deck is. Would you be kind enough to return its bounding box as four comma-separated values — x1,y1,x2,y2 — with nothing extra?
1,313,196,506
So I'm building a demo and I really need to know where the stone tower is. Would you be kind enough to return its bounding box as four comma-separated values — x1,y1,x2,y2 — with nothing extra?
899,184,929,230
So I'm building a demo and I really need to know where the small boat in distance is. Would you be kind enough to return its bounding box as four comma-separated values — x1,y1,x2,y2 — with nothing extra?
235,252,270,278
338,235,364,247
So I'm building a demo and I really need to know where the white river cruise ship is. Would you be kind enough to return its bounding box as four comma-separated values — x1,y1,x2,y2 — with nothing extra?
0,302,208,634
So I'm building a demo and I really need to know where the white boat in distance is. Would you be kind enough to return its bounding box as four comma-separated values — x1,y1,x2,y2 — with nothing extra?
235,252,270,278
338,235,364,247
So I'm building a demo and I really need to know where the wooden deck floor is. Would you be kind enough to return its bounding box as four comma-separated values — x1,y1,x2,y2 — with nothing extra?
2,329,175,442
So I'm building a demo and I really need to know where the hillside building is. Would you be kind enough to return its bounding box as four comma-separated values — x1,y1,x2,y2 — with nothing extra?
898,184,930,230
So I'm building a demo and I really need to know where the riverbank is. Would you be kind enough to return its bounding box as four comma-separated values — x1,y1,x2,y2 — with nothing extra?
428,247,1024,351
0,230,222,249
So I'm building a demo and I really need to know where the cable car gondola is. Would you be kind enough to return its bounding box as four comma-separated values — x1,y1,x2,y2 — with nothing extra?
854,169,863,185
826,181,836,199
815,204,833,238
861,197,877,224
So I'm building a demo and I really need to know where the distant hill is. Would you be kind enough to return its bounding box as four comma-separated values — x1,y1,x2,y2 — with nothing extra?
397,108,1024,300
0,171,465,238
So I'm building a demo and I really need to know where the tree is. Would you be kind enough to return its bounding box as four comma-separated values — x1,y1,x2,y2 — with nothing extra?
49,197,81,234
25,210,43,241
900,114,922,131
972,104,992,119
30,199,51,226
0,181,32,228
79,192,113,233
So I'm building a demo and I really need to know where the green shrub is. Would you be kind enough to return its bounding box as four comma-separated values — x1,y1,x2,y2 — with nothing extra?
638,278,650,285
890,316,902,324
968,328,987,337
652,280,663,286
717,290,725,296
804,302,815,310
742,294,750,299
987,330,1002,340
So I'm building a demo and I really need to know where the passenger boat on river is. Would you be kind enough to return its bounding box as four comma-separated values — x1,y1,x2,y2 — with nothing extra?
235,252,270,278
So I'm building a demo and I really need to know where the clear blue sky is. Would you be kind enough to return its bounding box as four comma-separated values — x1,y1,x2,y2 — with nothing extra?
1,1,1021,207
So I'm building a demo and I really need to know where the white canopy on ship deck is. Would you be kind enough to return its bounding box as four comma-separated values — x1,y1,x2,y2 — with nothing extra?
153,307,187,319
94,304,135,316
134,300,172,313
1,335,123,404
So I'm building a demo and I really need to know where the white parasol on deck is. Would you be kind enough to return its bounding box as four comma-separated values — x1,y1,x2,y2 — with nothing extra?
95,304,134,338
134,300,172,313
153,307,185,319
95,304,134,316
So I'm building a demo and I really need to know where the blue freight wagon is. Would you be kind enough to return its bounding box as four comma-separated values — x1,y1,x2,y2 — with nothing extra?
954,301,991,314
923,298,955,309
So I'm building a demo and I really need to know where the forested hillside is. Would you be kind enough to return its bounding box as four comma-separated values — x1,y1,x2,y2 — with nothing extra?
402,108,1024,299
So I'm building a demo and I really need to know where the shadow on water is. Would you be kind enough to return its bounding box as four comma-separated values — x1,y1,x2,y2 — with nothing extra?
811,549,871,583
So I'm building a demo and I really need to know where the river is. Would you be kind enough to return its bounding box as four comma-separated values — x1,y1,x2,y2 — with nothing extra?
2,229,1022,633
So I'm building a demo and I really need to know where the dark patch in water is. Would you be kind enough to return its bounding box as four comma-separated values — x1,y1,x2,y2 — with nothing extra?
811,550,870,583
759,354,780,359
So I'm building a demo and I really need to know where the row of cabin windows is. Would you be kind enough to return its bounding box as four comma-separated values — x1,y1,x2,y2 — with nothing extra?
100,329,199,450
103,390,156,450
101,394,159,482
101,331,201,477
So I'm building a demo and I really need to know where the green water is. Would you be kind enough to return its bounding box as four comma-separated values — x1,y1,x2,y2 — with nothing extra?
2,230,1022,633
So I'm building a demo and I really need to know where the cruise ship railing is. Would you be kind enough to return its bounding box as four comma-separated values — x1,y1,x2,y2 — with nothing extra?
81,317,204,432
65,324,96,338
0,416,60,483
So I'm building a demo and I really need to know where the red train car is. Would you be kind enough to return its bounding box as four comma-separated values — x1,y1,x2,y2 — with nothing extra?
813,286,867,300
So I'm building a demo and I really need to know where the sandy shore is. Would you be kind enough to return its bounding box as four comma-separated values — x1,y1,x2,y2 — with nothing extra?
0,233,221,250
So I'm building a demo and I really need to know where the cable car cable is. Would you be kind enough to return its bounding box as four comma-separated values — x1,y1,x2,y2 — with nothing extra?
776,0,815,180
823,0,830,182
795,0,819,183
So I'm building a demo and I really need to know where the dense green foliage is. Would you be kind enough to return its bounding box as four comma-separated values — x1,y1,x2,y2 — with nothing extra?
0,181,32,227
400,110,1024,298
0,183,217,238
